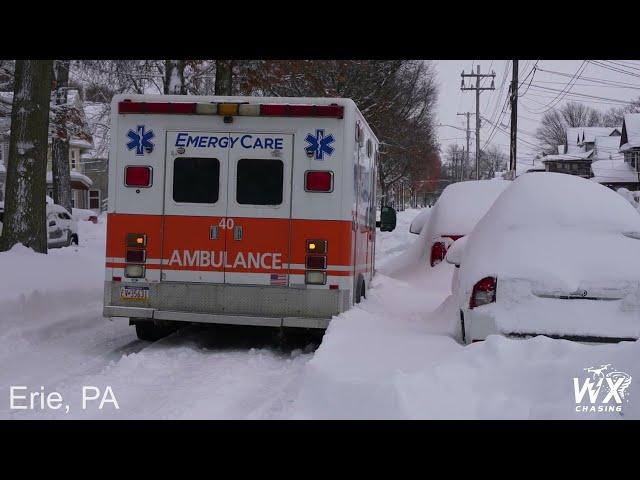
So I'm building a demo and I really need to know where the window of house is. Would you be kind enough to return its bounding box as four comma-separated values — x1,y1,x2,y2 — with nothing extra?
173,157,220,204
236,159,283,206
89,189,100,210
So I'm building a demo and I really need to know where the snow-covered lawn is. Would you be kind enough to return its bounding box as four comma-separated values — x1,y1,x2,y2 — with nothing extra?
1,208,638,419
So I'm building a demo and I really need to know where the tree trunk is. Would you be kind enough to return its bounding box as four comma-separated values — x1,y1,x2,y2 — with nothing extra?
164,60,186,94
215,60,234,95
51,59,73,213
0,60,53,253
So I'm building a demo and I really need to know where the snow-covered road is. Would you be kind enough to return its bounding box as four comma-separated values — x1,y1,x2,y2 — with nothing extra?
2,209,639,419
0,212,420,419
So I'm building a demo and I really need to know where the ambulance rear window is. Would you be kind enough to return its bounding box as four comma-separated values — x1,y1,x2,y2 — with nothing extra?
173,157,220,204
236,159,283,205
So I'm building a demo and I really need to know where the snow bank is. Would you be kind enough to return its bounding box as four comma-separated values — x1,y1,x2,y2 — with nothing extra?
0,220,106,354
395,335,640,419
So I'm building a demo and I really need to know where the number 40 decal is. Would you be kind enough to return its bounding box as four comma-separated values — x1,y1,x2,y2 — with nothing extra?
219,218,235,229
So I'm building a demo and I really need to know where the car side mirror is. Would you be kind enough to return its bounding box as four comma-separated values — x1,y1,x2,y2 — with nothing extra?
378,206,397,232
445,236,467,267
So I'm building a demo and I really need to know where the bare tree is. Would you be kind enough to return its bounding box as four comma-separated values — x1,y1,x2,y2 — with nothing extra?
602,98,640,127
535,101,605,154
215,60,234,95
164,60,186,94
51,60,73,213
0,60,53,253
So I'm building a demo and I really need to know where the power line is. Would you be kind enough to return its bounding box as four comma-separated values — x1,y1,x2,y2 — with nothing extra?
461,65,496,179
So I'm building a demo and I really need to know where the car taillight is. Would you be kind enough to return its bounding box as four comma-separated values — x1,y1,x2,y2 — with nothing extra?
470,276,497,309
305,171,333,192
125,166,152,187
430,242,447,267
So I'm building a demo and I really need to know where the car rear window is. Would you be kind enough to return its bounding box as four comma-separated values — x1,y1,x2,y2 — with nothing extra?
236,159,283,206
173,157,220,204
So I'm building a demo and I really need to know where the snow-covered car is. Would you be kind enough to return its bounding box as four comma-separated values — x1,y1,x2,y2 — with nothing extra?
419,180,510,267
409,207,432,234
447,172,640,344
47,204,79,248
1,202,78,248
72,207,98,224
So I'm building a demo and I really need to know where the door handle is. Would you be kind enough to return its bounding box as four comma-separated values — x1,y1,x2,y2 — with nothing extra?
209,226,218,240
233,225,243,241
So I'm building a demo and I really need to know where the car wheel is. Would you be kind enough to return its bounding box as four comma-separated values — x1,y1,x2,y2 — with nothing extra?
460,310,467,344
71,234,79,245
63,231,72,247
134,321,177,342
355,277,366,304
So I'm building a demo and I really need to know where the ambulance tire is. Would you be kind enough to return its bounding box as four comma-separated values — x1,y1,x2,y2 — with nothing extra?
134,321,177,342
355,276,366,304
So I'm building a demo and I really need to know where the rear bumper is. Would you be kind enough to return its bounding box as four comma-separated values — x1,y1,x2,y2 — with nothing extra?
103,305,331,329
462,299,640,344
103,281,350,329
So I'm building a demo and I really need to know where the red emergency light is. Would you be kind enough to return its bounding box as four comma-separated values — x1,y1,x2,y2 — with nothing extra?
125,166,152,187
119,101,197,114
305,171,333,192
118,101,344,119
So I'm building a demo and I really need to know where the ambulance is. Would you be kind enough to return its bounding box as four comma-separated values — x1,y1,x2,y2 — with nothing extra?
103,94,396,340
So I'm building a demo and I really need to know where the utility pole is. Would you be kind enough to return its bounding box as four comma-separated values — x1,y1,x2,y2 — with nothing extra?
461,66,495,180
509,60,519,177
457,112,473,181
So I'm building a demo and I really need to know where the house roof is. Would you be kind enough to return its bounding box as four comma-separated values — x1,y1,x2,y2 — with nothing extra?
580,127,621,144
46,170,93,189
541,150,594,162
591,159,638,184
565,127,584,154
594,135,624,161
620,113,640,152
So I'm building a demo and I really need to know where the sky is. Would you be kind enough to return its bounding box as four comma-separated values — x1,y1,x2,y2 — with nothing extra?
433,60,640,165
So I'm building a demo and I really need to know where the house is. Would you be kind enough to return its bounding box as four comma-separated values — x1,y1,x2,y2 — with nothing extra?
619,113,640,173
542,126,621,179
0,89,94,209
578,127,621,152
541,149,595,177
81,101,110,212
590,134,639,190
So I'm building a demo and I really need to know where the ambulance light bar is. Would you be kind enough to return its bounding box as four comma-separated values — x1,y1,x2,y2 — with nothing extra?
118,101,343,118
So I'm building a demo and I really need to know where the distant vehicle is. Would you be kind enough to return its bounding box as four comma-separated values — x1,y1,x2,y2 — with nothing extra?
447,173,640,344
0,202,78,248
72,208,99,224
419,180,510,267
409,208,432,235
47,204,79,248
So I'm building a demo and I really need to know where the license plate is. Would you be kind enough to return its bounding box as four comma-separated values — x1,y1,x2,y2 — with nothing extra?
120,285,149,301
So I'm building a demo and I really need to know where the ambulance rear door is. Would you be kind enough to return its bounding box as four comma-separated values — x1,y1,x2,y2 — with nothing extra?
161,131,228,283
224,133,294,286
